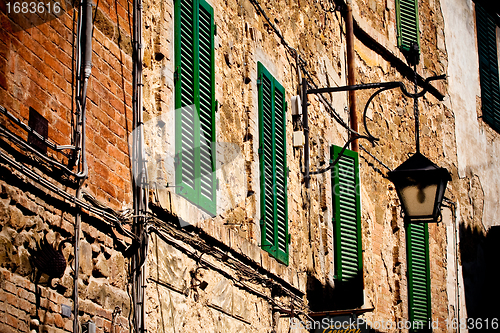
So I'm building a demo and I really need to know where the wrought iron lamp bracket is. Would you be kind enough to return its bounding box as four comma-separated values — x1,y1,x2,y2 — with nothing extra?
303,74,446,178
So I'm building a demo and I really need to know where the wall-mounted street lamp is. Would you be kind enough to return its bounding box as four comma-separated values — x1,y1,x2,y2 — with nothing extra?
301,73,450,223
388,152,451,223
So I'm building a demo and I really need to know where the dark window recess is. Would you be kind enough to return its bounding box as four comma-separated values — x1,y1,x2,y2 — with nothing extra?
28,107,48,154
476,3,500,133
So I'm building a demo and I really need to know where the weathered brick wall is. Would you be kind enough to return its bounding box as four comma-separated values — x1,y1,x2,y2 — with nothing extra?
0,0,135,332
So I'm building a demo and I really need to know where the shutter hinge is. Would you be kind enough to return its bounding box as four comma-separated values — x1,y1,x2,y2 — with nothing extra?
174,67,180,81
214,24,217,36
257,78,262,86
174,154,180,168
260,218,265,227
215,100,219,113
287,233,291,244
258,147,263,155
216,179,219,191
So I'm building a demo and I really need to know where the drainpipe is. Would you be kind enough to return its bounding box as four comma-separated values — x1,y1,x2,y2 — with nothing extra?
302,77,310,188
344,0,365,295
345,0,358,153
73,1,92,332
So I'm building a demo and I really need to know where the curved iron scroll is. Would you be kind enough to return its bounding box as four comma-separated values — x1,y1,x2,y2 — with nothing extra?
305,74,446,175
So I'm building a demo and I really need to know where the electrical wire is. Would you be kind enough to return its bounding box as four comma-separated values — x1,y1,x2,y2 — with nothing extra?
359,143,392,171
147,213,305,306
248,0,360,136
147,223,307,315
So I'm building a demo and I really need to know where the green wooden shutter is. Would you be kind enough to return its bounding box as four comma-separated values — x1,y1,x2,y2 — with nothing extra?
258,62,288,265
331,145,362,281
476,3,500,133
407,223,431,331
175,0,216,215
396,0,420,53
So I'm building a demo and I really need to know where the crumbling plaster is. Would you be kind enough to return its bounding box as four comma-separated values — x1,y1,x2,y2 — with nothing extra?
441,0,500,231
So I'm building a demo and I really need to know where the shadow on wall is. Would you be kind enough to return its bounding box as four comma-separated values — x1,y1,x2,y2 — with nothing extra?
307,273,364,312
460,224,500,330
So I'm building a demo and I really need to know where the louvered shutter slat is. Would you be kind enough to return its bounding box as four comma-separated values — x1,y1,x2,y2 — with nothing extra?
331,146,362,281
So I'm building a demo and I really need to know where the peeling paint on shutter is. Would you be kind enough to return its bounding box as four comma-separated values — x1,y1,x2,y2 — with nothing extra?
476,3,500,133
396,0,420,53
331,145,362,282
407,223,431,331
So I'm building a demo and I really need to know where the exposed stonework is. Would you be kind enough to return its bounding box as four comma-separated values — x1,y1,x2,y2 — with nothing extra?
1,0,498,332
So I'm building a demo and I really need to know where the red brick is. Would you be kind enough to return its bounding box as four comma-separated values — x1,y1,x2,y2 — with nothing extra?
108,173,125,191
109,121,126,139
0,323,17,333
108,145,126,165
54,313,64,328
100,179,116,197
17,319,28,332
94,134,110,153
92,104,112,126
3,281,16,295
116,138,129,155
52,72,70,93
100,124,117,145
53,118,71,137
109,95,125,114
5,313,17,328
43,311,55,325
6,304,18,317
93,160,110,180
96,307,113,320
44,52,65,77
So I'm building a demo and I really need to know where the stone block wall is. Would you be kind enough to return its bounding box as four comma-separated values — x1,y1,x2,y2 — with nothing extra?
140,0,460,331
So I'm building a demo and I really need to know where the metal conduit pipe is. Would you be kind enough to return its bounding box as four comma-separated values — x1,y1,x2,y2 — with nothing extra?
344,0,364,293
73,1,93,332
131,0,147,330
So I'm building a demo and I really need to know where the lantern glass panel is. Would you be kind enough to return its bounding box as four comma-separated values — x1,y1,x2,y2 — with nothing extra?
398,183,437,217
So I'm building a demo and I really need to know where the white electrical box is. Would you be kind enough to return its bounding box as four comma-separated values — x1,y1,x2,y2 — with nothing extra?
293,131,305,147
291,95,302,115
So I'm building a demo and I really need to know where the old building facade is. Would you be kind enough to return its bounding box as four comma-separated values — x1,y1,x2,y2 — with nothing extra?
0,0,499,332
